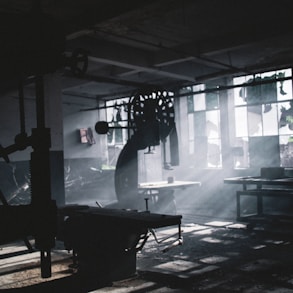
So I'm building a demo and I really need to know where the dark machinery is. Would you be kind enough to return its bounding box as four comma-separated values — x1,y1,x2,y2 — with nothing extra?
95,89,179,211
0,2,181,283
0,1,88,278
55,89,182,283
0,53,58,280
58,205,182,283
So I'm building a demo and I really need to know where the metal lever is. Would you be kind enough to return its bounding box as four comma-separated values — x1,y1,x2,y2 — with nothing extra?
144,198,149,211
150,223,183,252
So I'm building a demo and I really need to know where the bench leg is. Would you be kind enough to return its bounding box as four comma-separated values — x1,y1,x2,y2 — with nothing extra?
257,194,263,216
236,192,241,220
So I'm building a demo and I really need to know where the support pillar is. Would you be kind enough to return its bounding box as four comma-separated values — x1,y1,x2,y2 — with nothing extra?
219,77,234,170
44,72,65,206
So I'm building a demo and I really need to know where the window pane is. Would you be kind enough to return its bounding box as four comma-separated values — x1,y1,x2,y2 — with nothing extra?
194,111,206,136
235,107,248,137
234,75,254,106
277,69,292,101
180,87,193,112
207,138,222,168
105,98,129,145
238,75,262,105
206,110,220,138
262,103,278,135
194,136,208,168
279,101,293,135
233,68,293,169
205,83,219,110
206,92,219,110
280,135,293,167
277,79,293,101
234,87,246,106
193,84,205,111
187,95,194,113
256,71,279,105
193,94,206,111
247,105,262,136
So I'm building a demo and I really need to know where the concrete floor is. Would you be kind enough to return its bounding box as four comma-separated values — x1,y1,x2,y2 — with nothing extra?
1,192,293,292
93,218,293,293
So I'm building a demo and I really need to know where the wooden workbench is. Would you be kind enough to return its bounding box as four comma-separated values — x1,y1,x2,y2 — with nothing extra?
224,176,293,225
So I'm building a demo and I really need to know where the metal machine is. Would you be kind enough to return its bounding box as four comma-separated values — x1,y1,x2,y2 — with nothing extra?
58,205,182,282
0,2,182,283
95,89,180,211
0,2,88,278
53,90,183,283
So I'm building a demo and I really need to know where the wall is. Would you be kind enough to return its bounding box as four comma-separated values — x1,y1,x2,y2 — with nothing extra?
62,98,116,205
0,87,116,206
1,77,288,217
0,82,67,205
62,102,107,161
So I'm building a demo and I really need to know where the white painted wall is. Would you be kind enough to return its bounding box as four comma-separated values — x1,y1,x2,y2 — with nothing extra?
62,99,108,162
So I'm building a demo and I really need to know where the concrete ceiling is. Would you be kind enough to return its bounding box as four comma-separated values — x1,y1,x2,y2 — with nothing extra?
1,0,293,105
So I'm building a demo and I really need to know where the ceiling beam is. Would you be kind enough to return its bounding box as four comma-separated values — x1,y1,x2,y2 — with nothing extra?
67,36,196,82
63,70,152,88
88,56,196,82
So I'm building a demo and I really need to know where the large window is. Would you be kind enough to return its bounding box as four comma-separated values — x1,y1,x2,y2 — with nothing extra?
233,69,293,168
186,84,222,168
106,70,293,171
105,97,130,167
185,68,293,170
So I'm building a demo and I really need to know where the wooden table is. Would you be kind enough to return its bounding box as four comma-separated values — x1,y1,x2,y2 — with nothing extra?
138,180,201,213
138,180,201,191
58,205,183,281
224,176,293,190
224,176,293,224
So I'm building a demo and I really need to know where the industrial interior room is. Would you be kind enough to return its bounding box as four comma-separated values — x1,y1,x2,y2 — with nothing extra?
1,0,293,292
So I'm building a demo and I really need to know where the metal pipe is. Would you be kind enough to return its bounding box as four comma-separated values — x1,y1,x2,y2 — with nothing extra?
35,75,45,129
18,79,26,134
40,250,51,278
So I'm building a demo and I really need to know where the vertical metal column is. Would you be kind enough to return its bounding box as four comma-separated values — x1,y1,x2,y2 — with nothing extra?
30,75,56,278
